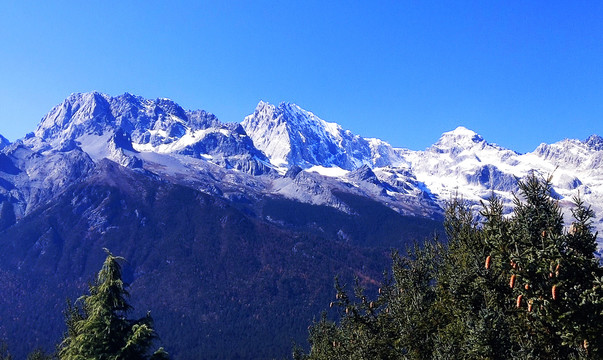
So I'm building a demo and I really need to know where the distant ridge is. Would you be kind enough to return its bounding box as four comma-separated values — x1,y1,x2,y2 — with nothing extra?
1,91,601,240
0,91,601,359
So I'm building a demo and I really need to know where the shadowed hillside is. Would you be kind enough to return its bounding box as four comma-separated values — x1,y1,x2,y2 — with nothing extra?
0,160,442,359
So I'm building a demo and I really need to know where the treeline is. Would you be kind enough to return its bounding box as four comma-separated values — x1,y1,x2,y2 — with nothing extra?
3,175,602,359
297,175,603,359
1,250,168,360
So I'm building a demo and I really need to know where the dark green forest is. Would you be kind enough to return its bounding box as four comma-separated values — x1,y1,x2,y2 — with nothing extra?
2,250,169,360
1,160,420,359
297,175,603,359
2,175,602,359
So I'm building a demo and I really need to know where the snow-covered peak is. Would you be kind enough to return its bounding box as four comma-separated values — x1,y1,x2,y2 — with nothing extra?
243,101,401,170
246,101,343,140
448,125,478,136
278,102,343,139
366,138,409,168
0,134,10,150
35,91,114,144
433,126,486,150
25,92,271,174
533,136,603,171
32,92,219,148
242,100,349,168
585,134,603,151
242,101,293,167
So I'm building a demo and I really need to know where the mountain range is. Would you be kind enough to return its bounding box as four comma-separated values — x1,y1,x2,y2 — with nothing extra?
7,92,602,240
0,92,601,359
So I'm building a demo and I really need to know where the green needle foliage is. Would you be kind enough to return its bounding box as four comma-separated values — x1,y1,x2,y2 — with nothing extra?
58,249,169,360
298,174,603,359
26,348,54,360
0,341,12,360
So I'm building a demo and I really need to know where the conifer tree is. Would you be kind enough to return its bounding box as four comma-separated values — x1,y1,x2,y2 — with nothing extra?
299,174,603,359
59,249,169,360
0,341,12,360
26,348,54,360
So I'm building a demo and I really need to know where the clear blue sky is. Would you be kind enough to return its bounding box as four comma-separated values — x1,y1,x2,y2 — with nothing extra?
1,1,602,153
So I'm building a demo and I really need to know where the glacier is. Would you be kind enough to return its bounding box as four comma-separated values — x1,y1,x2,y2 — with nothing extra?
0,91,602,251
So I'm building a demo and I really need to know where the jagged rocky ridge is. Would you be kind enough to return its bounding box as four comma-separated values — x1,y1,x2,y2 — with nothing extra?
242,101,603,247
0,92,602,359
0,92,447,359
0,92,443,225
32,92,271,174
1,92,602,247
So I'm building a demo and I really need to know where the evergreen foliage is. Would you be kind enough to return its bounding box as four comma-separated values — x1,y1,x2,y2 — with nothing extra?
0,341,12,360
298,175,603,359
58,249,168,360
26,348,54,360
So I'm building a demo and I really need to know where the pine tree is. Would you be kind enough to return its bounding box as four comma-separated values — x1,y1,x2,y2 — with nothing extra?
299,174,603,359
0,341,12,360
26,348,54,360
301,276,402,360
58,249,169,360
433,197,512,359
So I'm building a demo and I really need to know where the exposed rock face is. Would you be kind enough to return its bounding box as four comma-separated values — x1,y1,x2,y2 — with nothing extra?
0,91,602,360
33,92,271,175
243,106,603,245
242,101,376,169
347,165,382,185
3,92,603,245
0,143,95,219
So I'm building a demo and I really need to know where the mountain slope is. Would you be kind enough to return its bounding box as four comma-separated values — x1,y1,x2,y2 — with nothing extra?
0,159,440,359
405,127,603,240
242,101,603,247
3,92,602,246
32,92,271,175
242,101,406,170
0,91,601,359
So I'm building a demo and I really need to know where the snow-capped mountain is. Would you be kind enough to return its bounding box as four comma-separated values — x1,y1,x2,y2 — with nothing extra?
242,101,406,170
241,102,603,248
406,127,603,215
31,92,270,174
405,126,523,202
0,93,431,223
1,91,602,359
1,92,602,249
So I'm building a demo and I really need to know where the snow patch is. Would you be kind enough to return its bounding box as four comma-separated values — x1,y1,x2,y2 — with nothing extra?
306,166,349,178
